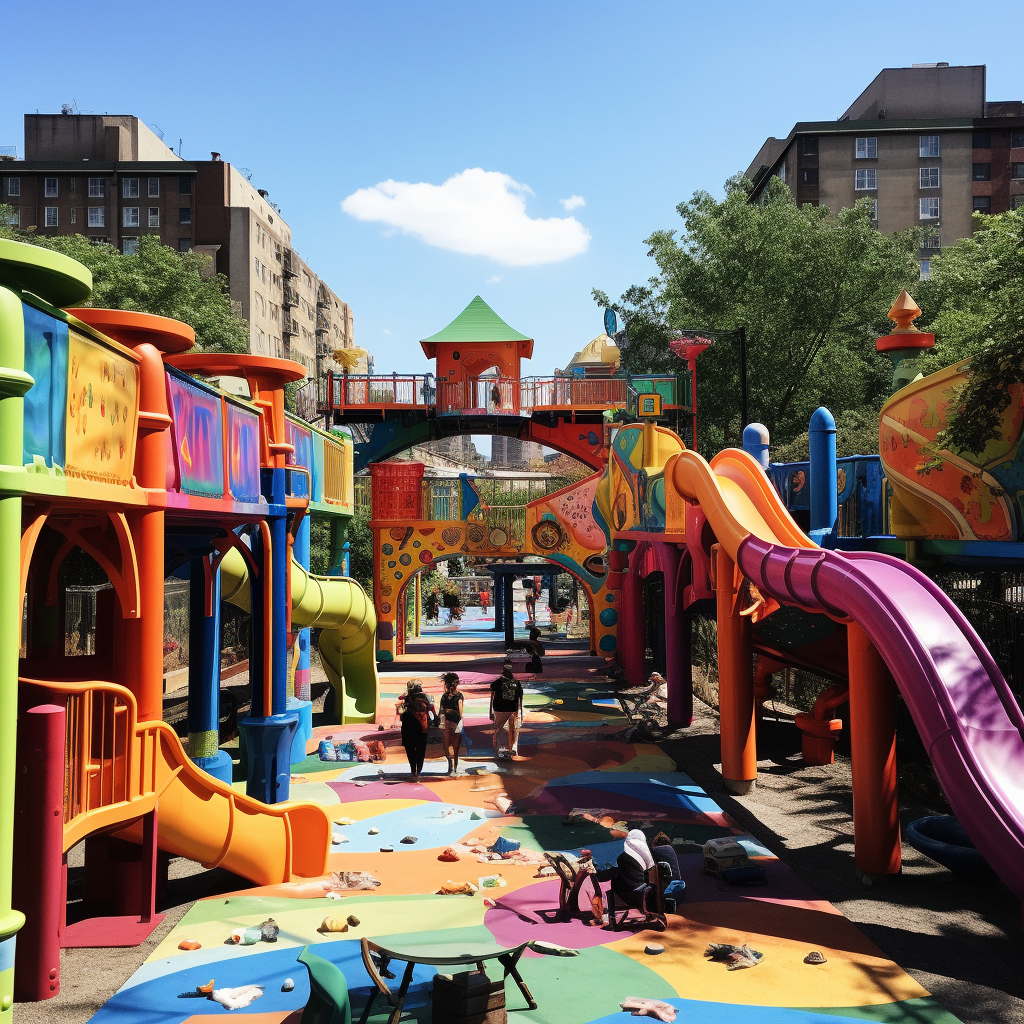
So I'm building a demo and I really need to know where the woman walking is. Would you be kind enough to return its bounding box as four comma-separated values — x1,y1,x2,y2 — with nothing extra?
397,680,434,780
439,672,466,775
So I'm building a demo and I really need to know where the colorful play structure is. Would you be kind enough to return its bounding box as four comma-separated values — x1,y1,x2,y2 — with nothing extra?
0,231,1022,1021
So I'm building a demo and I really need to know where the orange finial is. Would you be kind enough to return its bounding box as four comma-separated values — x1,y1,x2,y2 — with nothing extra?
888,290,922,334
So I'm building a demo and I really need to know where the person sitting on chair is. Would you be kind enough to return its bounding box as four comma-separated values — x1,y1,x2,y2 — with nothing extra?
607,830,666,931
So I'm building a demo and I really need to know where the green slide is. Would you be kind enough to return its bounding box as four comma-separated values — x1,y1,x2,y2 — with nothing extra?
220,548,379,724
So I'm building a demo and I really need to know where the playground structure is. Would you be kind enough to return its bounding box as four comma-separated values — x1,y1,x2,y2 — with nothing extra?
0,238,378,1008
0,232,1022,1020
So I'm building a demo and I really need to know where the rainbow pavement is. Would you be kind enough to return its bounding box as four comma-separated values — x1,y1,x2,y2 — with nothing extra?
88,662,960,1024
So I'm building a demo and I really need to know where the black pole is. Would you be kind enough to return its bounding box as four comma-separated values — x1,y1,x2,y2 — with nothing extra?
738,326,748,431
504,575,516,649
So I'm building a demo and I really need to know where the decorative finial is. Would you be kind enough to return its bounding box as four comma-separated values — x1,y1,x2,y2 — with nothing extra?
888,290,922,334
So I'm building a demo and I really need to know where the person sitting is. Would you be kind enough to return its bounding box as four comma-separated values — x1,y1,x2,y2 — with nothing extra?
607,830,666,931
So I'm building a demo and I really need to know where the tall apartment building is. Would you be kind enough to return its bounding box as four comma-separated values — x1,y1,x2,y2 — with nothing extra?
745,65,1024,278
0,113,363,376
490,436,545,469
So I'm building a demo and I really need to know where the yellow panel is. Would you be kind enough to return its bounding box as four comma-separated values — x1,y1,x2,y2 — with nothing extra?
65,327,139,486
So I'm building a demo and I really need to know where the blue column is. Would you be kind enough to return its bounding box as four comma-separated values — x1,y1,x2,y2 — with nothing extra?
187,555,232,785
742,423,770,469
809,407,838,547
288,514,313,764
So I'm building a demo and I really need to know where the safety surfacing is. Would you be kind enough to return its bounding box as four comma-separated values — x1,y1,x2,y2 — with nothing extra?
87,661,962,1023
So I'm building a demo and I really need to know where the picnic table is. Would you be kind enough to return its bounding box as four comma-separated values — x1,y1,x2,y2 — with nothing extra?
359,934,537,1024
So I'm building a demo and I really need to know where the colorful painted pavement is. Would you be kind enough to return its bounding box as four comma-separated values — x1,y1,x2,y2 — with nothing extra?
88,665,961,1023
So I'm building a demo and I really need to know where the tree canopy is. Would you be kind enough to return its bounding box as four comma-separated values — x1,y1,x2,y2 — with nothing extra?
0,215,249,353
914,206,1024,456
595,176,919,456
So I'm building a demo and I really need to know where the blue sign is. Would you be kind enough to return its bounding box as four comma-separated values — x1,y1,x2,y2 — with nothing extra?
603,308,617,336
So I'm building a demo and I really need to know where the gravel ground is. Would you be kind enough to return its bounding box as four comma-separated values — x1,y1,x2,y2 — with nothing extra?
659,699,1024,1024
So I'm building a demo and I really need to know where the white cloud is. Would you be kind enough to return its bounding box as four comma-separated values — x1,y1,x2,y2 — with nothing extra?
342,168,590,266
486,275,502,284
560,195,585,211
382,328,392,336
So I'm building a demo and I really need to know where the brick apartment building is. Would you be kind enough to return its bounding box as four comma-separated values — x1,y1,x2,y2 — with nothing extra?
745,64,1024,278
0,113,363,377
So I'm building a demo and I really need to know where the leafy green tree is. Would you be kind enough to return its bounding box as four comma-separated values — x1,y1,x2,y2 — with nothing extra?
595,177,919,455
0,224,248,354
914,207,1024,456
345,506,374,591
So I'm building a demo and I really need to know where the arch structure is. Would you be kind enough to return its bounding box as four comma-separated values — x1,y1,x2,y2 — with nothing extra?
372,470,618,661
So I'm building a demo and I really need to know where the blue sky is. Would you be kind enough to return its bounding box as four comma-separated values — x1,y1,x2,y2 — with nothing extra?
3,0,1021,385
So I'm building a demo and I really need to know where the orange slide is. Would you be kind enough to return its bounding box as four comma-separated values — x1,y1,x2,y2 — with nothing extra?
26,678,331,887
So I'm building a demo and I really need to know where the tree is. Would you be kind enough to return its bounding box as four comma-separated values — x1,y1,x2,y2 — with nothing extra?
914,207,1024,456
345,506,374,591
595,176,919,454
0,223,249,354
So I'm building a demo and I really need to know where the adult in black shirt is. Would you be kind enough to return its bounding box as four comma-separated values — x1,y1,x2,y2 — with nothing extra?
489,665,523,759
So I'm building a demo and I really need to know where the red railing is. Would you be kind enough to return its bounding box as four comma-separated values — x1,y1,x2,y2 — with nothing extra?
523,376,629,409
437,376,522,416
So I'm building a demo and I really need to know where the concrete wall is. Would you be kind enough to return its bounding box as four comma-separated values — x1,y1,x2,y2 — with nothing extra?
24,115,180,162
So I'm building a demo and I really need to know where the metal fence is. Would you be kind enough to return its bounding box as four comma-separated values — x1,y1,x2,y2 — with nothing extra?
64,584,110,656
163,579,190,674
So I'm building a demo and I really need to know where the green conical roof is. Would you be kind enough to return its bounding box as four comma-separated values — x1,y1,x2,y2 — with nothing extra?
420,296,532,355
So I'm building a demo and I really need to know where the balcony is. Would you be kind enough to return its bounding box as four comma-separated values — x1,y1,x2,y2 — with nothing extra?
283,286,298,307
282,249,297,277
283,317,299,337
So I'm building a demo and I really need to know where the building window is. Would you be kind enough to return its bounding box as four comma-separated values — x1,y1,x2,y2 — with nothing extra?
178,176,192,196
973,196,992,213
7,177,20,197
44,207,58,227
148,177,160,197
148,207,160,227
800,136,818,156
123,207,140,228
1012,132,1024,149
868,198,877,221
122,178,139,198
91,236,108,245
919,136,941,157
3,207,19,227
920,198,940,219
920,167,940,188
70,208,76,224
88,177,105,198
179,207,191,225
972,132,991,150
87,207,105,228
855,168,877,190
1012,163,1024,180
44,177,58,197
923,228,941,249
122,238,139,255
177,238,192,252
800,169,818,185
919,260,931,281
855,137,877,159
972,163,991,181
1012,195,1024,209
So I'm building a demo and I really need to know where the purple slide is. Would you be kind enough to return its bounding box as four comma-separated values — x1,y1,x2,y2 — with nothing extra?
738,536,1024,900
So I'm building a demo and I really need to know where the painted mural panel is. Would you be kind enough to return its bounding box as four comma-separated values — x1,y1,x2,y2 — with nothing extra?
167,372,224,498
226,402,261,503
286,419,313,498
22,301,69,469
65,328,138,486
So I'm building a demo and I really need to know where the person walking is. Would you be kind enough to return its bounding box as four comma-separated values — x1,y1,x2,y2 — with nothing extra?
439,672,465,775
525,626,545,675
489,662,523,759
397,681,435,780
522,576,537,625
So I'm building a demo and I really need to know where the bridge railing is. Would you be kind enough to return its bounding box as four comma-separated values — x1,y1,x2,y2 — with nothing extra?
437,376,523,416
523,376,629,409
332,374,431,408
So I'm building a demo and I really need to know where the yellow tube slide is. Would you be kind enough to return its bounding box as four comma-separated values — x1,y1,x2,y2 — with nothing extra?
220,548,379,724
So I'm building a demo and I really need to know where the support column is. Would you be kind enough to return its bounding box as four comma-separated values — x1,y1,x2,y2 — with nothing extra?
503,574,515,649
287,514,313,764
494,575,505,633
414,573,421,638
187,556,231,785
847,621,901,875
620,559,645,685
715,545,756,794
11,705,64,1003
660,544,692,729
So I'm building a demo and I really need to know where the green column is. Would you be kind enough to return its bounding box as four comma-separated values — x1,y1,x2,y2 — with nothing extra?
0,286,30,1021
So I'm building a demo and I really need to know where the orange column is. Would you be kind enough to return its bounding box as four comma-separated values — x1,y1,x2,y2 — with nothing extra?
715,545,756,793
847,621,901,875
126,342,170,723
